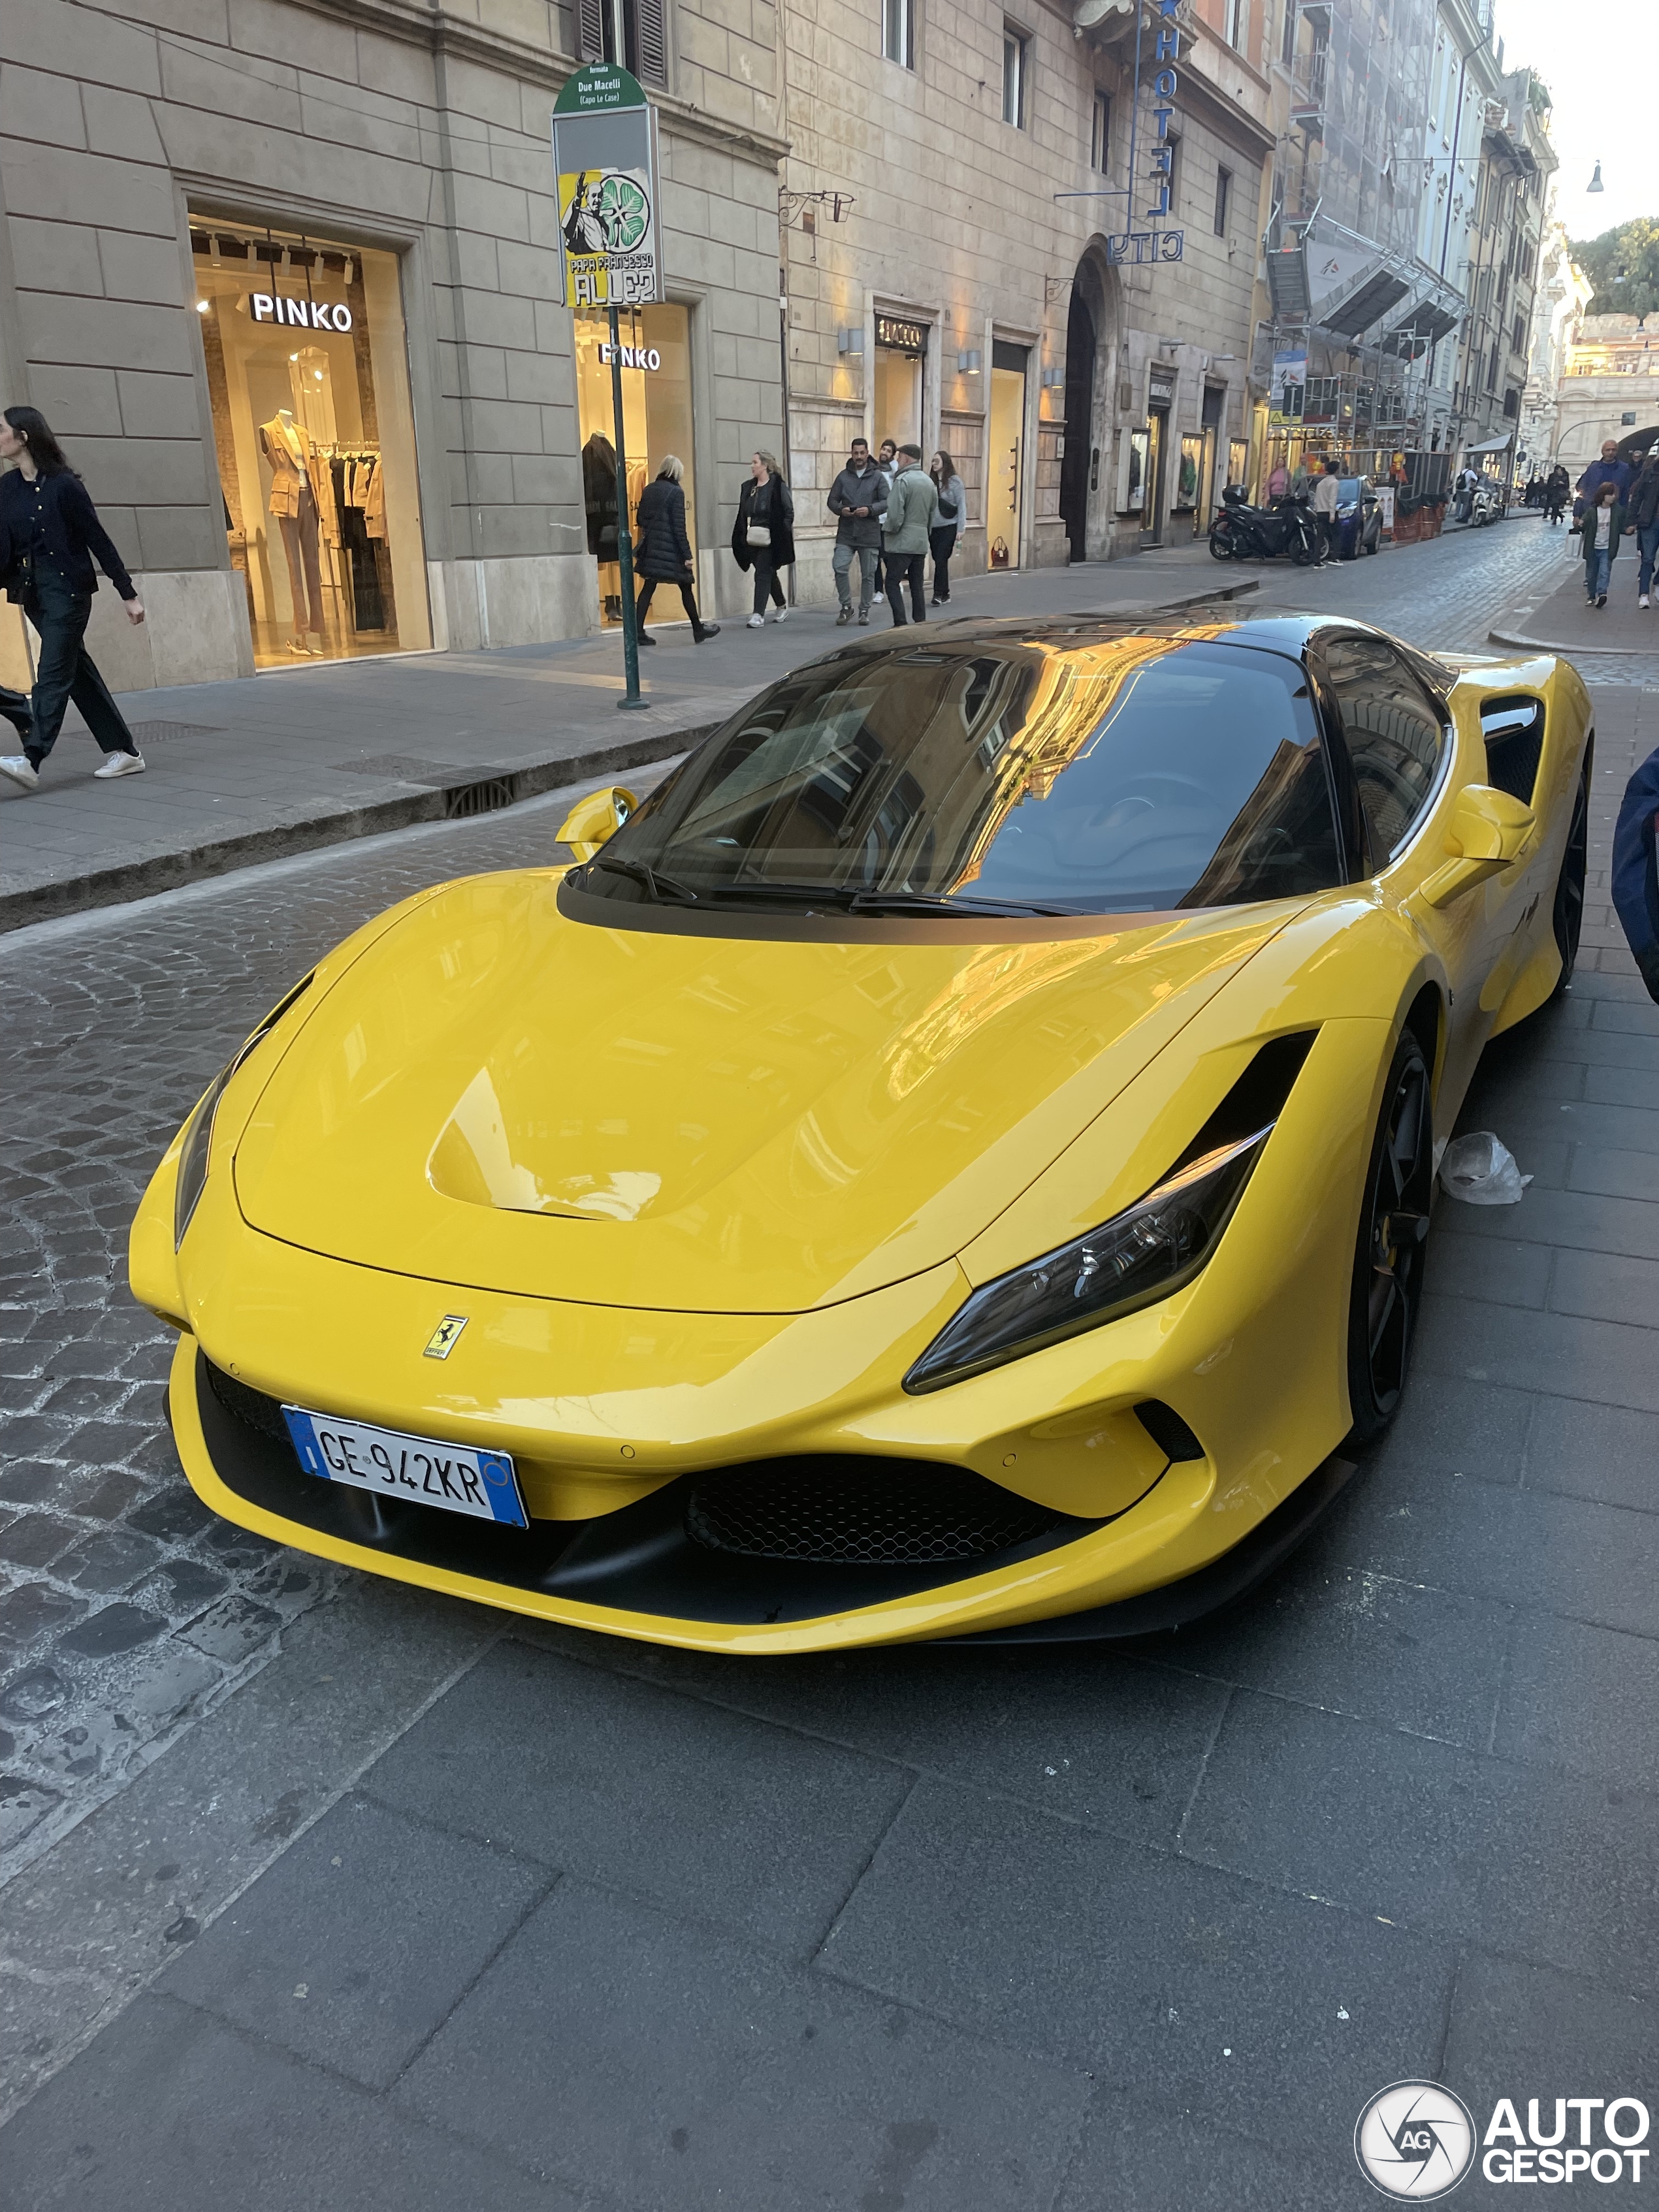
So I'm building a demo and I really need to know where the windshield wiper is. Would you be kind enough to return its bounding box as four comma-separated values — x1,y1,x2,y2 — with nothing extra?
680,879,1075,920
579,855,700,906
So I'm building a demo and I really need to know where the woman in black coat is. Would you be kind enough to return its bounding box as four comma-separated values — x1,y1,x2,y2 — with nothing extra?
0,406,147,792
732,452,796,626
631,458,718,645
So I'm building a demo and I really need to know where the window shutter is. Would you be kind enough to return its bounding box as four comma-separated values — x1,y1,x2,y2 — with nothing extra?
575,0,604,63
635,0,668,86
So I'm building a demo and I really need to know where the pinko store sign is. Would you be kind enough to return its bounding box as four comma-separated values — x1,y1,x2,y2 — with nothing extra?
250,294,354,331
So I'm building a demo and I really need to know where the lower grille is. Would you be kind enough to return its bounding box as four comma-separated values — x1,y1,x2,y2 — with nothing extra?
685,1458,1059,1565
205,1360,289,1441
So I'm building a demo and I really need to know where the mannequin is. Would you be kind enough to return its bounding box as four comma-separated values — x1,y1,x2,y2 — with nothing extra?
259,409,325,654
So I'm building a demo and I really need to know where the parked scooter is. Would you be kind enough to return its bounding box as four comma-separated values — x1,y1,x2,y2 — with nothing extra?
1208,485,1323,564
1468,481,1504,526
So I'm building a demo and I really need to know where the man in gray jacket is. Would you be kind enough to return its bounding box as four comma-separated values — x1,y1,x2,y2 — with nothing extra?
881,443,940,625
826,439,887,624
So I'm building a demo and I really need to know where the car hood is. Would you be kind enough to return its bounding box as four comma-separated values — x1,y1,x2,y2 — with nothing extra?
233,870,1297,1313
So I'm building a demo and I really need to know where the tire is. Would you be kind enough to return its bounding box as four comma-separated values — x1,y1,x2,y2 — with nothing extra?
1289,525,1319,567
1345,1029,1434,1447
1549,755,1590,999
1208,521,1236,561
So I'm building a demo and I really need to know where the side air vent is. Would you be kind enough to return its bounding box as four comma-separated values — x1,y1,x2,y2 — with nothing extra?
204,1360,289,1441
1167,1030,1319,1178
1134,1400,1206,1462
1480,696,1545,805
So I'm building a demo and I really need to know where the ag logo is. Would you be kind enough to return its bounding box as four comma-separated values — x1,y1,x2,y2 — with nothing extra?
423,1314,468,1360
1355,2081,1477,2200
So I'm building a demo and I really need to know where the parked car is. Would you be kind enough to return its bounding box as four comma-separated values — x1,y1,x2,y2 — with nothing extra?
135,615,1593,1654
1333,477,1383,558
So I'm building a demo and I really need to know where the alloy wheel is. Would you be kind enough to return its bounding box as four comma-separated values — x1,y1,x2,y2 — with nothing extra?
1348,1035,1433,1440
1550,765,1588,995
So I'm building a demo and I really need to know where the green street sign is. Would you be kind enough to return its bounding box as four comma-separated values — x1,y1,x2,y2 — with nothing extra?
554,63,648,114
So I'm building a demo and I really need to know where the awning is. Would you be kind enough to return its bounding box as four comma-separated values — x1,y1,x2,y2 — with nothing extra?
1464,433,1514,454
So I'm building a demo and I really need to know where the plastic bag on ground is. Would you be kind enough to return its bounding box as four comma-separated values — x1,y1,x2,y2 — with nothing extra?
1439,1132,1532,1206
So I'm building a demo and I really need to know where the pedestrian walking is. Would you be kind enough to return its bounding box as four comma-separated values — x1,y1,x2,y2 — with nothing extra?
732,451,795,628
1581,480,1625,609
631,457,719,646
1575,439,1634,509
1312,458,1342,562
881,443,939,626
1612,743,1659,1004
929,451,964,605
1624,446,1659,610
1452,464,1478,524
871,439,897,605
1544,464,1570,524
0,406,147,793
824,437,886,626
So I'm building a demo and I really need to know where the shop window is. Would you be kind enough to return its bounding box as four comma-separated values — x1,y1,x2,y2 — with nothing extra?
574,305,694,628
875,315,927,453
883,0,915,69
575,0,668,86
191,217,428,669
1002,26,1029,128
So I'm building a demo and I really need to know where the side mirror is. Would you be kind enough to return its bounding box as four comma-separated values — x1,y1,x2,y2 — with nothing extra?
1420,783,1535,908
556,785,638,863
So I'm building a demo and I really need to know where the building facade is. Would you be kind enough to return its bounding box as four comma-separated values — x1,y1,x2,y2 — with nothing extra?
0,0,788,691
1517,216,1592,475
1451,59,1553,465
1551,313,1659,475
776,0,1274,587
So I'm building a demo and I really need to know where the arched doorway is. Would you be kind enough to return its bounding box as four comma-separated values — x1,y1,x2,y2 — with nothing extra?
1060,286,1095,564
1057,247,1119,564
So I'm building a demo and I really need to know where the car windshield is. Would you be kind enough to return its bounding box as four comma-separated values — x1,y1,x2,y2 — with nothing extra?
1338,479,1362,503
579,635,1342,916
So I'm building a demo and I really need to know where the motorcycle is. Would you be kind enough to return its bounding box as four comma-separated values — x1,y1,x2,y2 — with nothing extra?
1208,485,1323,564
1469,481,1504,526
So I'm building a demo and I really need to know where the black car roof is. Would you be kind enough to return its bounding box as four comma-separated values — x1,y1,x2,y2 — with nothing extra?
830,609,1362,661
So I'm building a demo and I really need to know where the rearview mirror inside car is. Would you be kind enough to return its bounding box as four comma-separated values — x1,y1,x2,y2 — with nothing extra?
556,785,638,863
1420,783,1535,908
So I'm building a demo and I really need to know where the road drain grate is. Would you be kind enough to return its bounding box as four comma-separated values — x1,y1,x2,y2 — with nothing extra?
444,774,519,819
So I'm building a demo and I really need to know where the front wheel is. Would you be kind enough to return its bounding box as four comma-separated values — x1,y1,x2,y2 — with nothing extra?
1549,756,1590,998
1289,524,1320,566
1208,521,1236,561
1345,1030,1434,1446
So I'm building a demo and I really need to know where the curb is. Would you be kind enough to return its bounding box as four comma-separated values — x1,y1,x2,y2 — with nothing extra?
0,579,1257,933
1487,627,1659,657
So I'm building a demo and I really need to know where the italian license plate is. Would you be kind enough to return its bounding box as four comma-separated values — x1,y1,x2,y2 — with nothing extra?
282,1406,528,1529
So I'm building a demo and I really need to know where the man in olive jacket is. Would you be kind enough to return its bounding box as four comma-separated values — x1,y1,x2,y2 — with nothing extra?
881,443,939,626
825,438,888,624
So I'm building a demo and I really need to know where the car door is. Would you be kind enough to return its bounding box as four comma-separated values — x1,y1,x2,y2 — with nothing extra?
1315,632,1502,1112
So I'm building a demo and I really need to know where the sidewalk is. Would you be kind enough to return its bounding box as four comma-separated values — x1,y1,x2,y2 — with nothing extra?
0,547,1258,932
1490,541,1659,654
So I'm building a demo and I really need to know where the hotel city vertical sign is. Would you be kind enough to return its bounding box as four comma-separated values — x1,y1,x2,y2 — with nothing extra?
1106,0,1186,266
551,63,665,309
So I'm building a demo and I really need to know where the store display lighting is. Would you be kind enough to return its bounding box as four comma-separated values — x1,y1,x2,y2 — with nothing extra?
208,233,221,265
197,299,210,313
343,259,354,285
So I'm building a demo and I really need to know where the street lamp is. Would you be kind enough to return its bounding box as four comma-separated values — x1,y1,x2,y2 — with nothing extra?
1587,161,1604,194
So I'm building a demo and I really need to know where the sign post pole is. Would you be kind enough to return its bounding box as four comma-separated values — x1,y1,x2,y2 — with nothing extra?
551,63,664,714
607,301,644,708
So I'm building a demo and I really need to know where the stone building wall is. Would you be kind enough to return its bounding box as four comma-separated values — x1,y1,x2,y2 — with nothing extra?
0,0,786,690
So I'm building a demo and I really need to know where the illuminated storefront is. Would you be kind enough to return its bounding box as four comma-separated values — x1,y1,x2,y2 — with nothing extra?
191,216,430,669
573,306,696,626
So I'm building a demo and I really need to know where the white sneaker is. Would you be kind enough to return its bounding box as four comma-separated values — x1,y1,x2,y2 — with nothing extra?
0,754,39,791
872,591,885,605
747,613,764,628
773,606,790,622
1642,595,1651,609
93,750,146,779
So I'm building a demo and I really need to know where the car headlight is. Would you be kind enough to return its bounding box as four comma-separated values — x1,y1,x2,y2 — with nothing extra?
174,974,314,1249
903,1125,1273,1394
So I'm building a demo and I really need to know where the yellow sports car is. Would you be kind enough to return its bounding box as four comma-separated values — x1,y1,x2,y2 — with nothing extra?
131,615,1591,1654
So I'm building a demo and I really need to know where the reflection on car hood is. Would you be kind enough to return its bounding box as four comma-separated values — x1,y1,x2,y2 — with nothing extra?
233,871,1299,1313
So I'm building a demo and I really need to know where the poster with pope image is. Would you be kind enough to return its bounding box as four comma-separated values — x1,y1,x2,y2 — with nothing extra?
551,71,663,310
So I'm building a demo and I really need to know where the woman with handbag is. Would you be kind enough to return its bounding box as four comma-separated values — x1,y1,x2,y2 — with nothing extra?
630,457,718,645
732,451,795,628
929,450,964,605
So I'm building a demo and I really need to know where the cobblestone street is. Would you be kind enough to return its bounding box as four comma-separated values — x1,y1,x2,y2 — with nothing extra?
1,524,1656,2207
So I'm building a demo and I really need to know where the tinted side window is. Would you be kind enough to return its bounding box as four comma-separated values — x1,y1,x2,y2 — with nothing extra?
1322,635,1447,860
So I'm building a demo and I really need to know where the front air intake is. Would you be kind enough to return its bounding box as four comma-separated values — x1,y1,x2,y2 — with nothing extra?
685,1458,1062,1565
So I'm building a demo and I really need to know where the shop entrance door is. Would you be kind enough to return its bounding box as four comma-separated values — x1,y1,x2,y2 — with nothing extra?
1140,405,1168,547
989,340,1028,569
575,305,695,626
